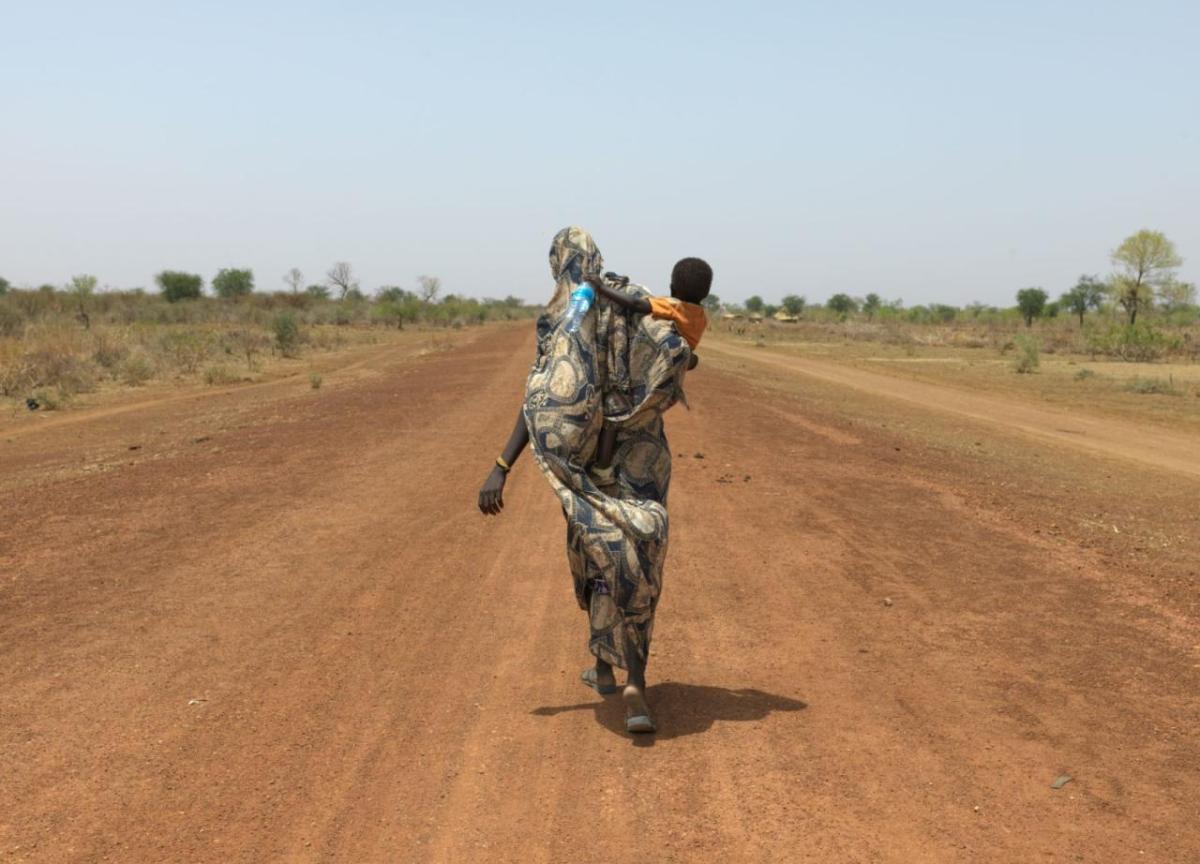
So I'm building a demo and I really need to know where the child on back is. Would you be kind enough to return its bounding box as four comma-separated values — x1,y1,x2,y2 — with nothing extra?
588,257,712,485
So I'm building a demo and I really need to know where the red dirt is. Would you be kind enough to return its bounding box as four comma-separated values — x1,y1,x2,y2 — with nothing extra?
2,323,1197,863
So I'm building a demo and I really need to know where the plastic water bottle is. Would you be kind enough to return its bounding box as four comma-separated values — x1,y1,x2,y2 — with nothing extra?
563,283,596,334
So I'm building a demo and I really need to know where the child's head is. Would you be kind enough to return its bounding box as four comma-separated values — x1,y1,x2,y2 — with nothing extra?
670,257,713,305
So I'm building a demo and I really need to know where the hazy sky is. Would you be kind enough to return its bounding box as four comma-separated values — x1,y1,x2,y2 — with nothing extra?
2,1,1197,307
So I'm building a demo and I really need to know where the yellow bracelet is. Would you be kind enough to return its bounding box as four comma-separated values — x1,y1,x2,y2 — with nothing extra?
496,456,511,472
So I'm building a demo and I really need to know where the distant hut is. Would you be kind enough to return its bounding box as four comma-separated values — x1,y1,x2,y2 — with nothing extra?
773,311,799,323
721,311,744,320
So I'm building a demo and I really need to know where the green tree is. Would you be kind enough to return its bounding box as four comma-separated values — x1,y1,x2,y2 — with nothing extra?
931,304,958,323
155,270,203,302
305,284,330,300
373,297,423,329
862,293,881,320
212,267,254,299
1111,229,1182,325
1158,280,1197,313
701,294,722,312
1060,275,1106,327
781,294,805,315
745,295,764,314
763,304,779,318
827,293,858,318
1016,287,1048,327
69,274,98,329
0,276,10,295
378,285,416,304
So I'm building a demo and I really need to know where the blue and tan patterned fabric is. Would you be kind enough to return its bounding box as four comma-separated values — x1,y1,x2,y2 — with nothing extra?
524,226,691,670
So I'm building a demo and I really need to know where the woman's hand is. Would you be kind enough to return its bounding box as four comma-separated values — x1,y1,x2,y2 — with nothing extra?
478,466,508,515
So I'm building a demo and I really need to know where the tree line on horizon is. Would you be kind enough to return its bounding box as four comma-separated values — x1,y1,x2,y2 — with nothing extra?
705,229,1194,328
0,260,535,334
1,229,1193,332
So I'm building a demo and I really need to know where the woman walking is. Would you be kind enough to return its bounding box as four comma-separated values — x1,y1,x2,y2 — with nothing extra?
478,226,691,733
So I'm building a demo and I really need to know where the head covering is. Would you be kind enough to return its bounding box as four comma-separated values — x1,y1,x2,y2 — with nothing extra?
547,225,604,314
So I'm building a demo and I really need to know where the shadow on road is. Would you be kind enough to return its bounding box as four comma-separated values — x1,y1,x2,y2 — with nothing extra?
531,681,807,742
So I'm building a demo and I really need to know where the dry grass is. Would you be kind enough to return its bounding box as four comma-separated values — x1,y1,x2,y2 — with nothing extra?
0,288,535,411
708,317,1200,435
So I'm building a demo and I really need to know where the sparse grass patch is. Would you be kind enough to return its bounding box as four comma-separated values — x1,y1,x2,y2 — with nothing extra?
1074,368,1097,381
1124,376,1180,396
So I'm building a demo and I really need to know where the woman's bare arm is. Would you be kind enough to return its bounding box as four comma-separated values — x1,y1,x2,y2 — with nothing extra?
478,403,529,515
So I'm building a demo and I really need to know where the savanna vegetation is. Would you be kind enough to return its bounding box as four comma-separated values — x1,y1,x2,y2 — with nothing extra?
0,262,535,411
714,229,1198,370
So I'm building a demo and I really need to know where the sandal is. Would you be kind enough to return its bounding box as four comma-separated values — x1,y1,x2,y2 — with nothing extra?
623,685,657,733
581,667,619,695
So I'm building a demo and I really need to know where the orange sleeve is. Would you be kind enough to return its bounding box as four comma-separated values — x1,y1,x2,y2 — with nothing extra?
647,296,677,321
647,297,706,350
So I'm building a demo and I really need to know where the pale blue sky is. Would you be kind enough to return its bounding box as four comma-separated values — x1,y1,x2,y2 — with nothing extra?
1,1,1196,306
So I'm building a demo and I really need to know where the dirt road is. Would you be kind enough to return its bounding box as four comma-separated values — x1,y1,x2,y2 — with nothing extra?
2,324,1197,862
705,339,1200,478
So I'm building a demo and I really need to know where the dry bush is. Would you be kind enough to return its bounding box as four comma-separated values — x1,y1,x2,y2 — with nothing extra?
91,329,131,371
203,364,240,386
0,342,37,397
223,329,270,371
119,351,155,385
1012,335,1040,373
158,330,215,373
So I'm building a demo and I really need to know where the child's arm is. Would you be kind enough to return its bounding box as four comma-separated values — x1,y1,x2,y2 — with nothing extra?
588,273,651,315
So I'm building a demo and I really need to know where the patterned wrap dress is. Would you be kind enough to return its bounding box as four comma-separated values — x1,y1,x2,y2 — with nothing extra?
523,226,692,671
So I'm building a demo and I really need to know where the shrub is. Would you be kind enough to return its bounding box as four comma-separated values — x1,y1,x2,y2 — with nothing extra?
203,364,240,386
30,387,66,410
212,268,254,300
1125,376,1179,395
225,329,269,370
158,330,214,373
1073,368,1097,381
91,331,130,371
0,344,36,396
1084,321,1178,362
119,352,155,385
23,346,97,394
156,271,203,303
309,373,322,390
271,312,301,356
0,299,23,337
1012,334,1040,373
